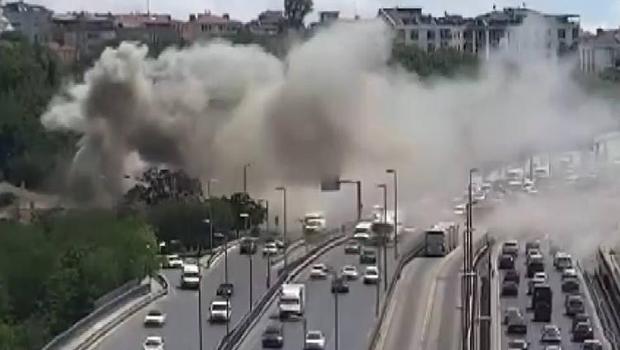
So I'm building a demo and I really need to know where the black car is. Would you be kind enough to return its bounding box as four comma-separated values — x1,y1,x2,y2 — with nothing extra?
344,241,361,254
331,277,349,294
360,249,377,264
240,238,257,255
572,313,590,332
506,313,527,335
503,269,520,285
262,323,284,348
216,283,234,297
572,322,594,342
525,240,541,255
501,281,519,297
498,254,515,270
562,278,580,294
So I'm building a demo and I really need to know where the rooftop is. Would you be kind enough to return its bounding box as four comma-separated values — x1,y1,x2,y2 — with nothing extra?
115,13,173,28
3,1,51,14
582,28,620,48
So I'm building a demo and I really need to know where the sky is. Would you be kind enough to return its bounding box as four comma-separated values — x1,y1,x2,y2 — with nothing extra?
18,0,620,31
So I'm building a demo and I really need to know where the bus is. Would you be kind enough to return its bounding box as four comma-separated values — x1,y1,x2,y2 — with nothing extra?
424,222,459,257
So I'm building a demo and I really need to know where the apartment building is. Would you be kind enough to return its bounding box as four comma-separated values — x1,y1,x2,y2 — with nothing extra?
378,6,580,55
115,13,183,49
182,11,242,42
50,12,116,63
579,29,620,75
0,1,12,33
247,10,286,36
2,1,52,43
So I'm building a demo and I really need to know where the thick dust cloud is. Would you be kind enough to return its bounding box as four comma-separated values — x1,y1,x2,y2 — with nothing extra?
41,18,619,234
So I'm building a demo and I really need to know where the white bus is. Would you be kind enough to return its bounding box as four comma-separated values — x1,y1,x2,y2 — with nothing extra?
425,222,459,257
303,212,326,234
279,284,305,318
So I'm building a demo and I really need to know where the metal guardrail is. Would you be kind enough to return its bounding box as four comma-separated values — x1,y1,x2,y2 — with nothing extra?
367,235,425,350
41,282,151,350
467,234,490,350
74,274,169,350
216,226,349,350
592,246,620,349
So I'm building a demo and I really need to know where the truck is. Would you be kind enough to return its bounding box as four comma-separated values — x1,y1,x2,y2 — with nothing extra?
181,264,201,289
424,222,459,257
531,284,552,322
278,284,305,318
303,213,326,235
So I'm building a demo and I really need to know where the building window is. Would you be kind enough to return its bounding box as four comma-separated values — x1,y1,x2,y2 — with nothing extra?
558,29,566,39
427,42,435,52
427,30,436,40
572,28,579,40
440,29,451,40
410,29,418,40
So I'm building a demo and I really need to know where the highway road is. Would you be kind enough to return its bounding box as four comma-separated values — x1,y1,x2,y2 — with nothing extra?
237,231,421,350
91,236,318,350
493,240,608,350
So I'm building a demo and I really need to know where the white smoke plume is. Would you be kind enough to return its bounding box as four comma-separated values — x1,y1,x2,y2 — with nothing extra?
41,18,619,246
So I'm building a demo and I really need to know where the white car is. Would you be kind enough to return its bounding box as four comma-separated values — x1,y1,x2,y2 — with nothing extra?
528,272,547,295
341,265,359,280
143,310,166,327
453,204,466,215
143,336,165,350
309,264,328,279
353,232,370,241
164,254,183,268
262,242,278,256
209,300,231,322
363,266,379,284
304,330,326,350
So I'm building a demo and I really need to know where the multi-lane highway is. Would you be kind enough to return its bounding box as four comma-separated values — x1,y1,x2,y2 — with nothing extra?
493,240,609,350
236,231,420,350
91,236,317,350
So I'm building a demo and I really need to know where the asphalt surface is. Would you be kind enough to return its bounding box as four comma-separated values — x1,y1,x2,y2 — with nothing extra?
495,241,606,350
92,238,314,350
379,256,444,349
237,231,420,350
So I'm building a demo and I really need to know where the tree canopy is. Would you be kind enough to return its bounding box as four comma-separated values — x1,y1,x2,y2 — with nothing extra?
0,33,75,191
391,44,480,78
0,210,157,350
285,0,313,30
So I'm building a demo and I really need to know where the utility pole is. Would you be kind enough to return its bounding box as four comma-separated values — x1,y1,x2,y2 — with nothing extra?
275,186,288,271
378,184,388,291
387,169,398,259
243,163,251,194
196,249,203,350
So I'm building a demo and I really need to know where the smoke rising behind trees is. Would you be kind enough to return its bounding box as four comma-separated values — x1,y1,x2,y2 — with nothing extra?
40,19,620,243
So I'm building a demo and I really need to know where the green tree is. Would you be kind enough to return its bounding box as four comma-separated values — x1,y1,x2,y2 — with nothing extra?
391,44,479,78
284,0,313,30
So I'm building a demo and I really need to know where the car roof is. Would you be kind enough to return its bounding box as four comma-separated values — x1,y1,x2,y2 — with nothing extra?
146,336,163,342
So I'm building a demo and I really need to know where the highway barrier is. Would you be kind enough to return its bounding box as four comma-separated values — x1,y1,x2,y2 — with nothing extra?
367,234,425,350
41,276,163,350
216,226,350,350
590,246,620,349
466,233,491,350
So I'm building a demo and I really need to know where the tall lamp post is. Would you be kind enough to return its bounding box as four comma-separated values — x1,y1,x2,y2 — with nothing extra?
206,178,218,254
377,184,388,291
240,213,253,311
386,169,398,259
275,186,288,271
259,199,270,233
328,268,340,350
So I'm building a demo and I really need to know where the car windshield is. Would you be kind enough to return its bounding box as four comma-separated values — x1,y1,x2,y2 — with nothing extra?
265,326,280,334
307,332,322,339
212,303,228,310
148,310,162,316
280,298,298,304
145,339,162,346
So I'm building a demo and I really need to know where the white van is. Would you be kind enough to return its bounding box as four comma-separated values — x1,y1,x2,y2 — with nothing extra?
181,264,200,289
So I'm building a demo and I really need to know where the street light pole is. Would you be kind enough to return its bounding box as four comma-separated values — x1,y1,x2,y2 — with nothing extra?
196,250,203,350
206,178,217,255
386,169,398,259
240,213,253,312
275,186,288,271
378,184,388,291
